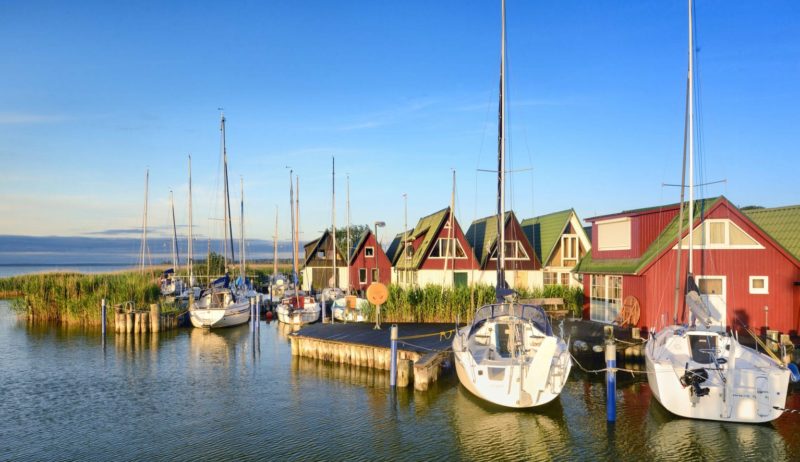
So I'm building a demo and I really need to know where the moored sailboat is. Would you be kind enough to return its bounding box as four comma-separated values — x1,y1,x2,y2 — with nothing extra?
644,0,791,423
452,0,572,408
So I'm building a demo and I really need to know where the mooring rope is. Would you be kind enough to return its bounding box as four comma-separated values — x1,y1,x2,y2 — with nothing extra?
773,406,800,415
397,340,452,353
569,352,652,377
396,329,456,341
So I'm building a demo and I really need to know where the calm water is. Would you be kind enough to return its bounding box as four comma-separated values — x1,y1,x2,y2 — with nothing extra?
2,301,800,461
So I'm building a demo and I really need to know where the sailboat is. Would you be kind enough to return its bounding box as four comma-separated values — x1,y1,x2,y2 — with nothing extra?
161,190,185,297
276,172,321,325
452,0,572,408
644,0,790,423
189,113,251,329
332,174,368,322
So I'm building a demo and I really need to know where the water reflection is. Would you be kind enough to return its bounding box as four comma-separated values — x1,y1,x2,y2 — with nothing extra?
644,398,789,461
452,386,571,461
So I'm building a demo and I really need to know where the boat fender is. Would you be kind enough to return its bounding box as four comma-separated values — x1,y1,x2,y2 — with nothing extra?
789,363,800,383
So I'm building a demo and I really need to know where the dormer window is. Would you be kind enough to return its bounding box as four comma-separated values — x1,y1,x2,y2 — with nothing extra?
597,218,631,251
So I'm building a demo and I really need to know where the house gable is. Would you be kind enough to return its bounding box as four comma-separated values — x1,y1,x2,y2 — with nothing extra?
303,229,346,268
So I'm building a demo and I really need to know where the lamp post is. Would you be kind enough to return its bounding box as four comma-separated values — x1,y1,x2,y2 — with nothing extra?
373,221,385,286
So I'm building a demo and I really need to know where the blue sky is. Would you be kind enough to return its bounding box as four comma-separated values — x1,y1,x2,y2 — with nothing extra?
1,1,797,247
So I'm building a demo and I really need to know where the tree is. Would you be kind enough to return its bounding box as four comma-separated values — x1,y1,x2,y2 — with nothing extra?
334,224,369,260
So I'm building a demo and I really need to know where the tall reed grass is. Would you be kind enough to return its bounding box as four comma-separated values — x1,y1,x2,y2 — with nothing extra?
0,272,160,324
361,284,584,323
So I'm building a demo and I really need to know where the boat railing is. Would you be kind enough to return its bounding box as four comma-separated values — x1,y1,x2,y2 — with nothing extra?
472,303,552,336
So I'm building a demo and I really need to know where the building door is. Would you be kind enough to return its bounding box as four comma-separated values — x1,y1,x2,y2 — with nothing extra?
696,276,726,327
454,272,468,288
311,268,333,292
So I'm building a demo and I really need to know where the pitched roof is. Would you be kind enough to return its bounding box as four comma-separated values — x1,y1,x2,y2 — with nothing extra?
302,229,346,266
466,211,520,267
520,209,573,265
574,197,721,275
348,229,373,265
395,207,450,270
386,231,411,265
743,205,800,261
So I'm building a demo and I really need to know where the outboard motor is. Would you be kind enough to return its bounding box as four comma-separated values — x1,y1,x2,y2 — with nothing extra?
680,363,710,398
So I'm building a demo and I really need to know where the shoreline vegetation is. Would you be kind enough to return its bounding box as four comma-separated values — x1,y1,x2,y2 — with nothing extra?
0,263,583,325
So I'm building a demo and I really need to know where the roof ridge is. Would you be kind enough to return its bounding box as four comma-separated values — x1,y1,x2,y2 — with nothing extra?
521,208,573,223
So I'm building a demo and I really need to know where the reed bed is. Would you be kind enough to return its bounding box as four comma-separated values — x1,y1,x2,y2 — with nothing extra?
0,272,161,325
362,284,584,323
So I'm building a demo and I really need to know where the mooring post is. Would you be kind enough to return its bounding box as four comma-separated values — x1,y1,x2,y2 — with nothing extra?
256,294,261,332
101,298,107,339
390,324,398,387
249,297,255,332
606,339,617,422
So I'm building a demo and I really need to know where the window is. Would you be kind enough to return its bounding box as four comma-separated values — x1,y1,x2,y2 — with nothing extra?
359,269,367,284
489,240,529,260
317,250,326,259
404,244,414,258
561,235,579,266
597,218,631,251
590,275,623,323
678,219,763,249
371,269,379,283
749,276,768,294
560,273,571,286
544,272,558,286
428,238,466,259
365,247,374,257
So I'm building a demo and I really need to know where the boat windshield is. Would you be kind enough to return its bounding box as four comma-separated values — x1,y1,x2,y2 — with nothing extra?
470,303,552,336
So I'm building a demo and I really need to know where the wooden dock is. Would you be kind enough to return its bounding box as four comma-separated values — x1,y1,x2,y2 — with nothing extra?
289,322,455,391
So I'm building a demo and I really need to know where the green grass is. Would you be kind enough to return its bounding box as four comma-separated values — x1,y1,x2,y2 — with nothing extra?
361,284,584,323
0,272,161,324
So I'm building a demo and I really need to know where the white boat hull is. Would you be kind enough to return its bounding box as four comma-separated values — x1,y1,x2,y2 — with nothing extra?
645,325,790,423
331,297,368,322
276,296,321,326
452,320,572,409
189,301,250,328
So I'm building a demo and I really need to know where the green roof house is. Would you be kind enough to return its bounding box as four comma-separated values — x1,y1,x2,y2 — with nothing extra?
520,209,591,288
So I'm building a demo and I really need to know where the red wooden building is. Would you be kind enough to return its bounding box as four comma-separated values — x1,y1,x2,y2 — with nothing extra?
347,229,392,292
575,197,800,334
394,207,480,287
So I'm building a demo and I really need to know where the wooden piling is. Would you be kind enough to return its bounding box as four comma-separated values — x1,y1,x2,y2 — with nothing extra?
134,312,141,334
397,359,413,387
126,311,134,334
150,304,161,333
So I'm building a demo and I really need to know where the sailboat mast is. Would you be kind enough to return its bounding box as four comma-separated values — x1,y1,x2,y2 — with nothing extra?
221,113,236,269
332,157,337,289
139,169,150,274
496,0,507,289
346,175,351,294
170,190,179,271
188,155,194,283
295,176,300,281
687,0,695,276
672,82,691,324
240,177,245,280
444,171,455,287
273,206,279,278
289,170,296,285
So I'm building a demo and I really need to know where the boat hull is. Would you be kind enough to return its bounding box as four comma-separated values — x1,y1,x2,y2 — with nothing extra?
645,326,790,423
276,304,320,326
453,325,572,409
189,301,250,329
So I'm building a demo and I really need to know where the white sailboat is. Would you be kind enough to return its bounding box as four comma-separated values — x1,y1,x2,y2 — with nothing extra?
644,0,790,423
189,113,251,329
276,172,321,325
452,0,572,409
332,174,368,321
161,190,185,296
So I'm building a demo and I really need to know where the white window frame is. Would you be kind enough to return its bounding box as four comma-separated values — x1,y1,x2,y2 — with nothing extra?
561,234,579,267
590,274,623,324
358,269,367,284
675,219,764,250
428,237,467,259
365,247,375,257
749,276,769,295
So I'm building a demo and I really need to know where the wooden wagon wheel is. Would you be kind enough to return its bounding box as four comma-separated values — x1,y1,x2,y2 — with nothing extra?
615,295,641,327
